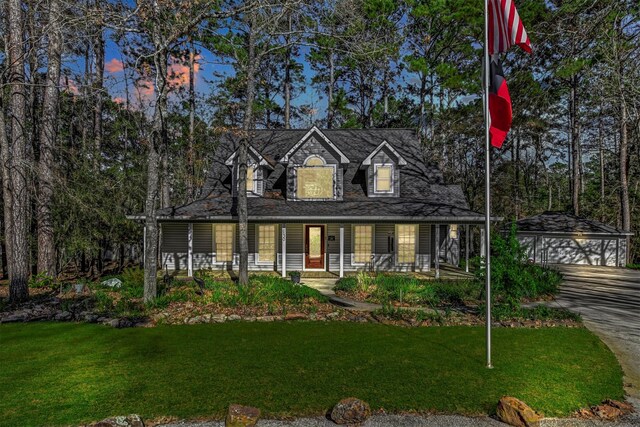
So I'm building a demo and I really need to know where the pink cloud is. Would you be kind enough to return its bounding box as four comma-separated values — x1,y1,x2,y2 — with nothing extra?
64,78,80,95
168,55,202,87
105,58,124,73
113,96,126,105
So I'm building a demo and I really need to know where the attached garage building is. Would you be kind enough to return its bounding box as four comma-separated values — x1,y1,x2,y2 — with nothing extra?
513,212,632,267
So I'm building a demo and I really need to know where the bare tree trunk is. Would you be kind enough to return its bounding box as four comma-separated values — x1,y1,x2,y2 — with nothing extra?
238,11,258,286
284,13,292,129
37,0,63,277
93,11,104,170
598,105,605,222
7,0,30,302
161,152,170,208
187,39,195,201
619,90,630,263
569,78,580,215
144,41,170,301
327,50,334,129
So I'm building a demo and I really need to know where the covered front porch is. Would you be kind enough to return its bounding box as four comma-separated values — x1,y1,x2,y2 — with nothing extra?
159,221,486,279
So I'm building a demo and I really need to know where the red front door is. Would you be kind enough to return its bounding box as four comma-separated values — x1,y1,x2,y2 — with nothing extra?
305,225,325,269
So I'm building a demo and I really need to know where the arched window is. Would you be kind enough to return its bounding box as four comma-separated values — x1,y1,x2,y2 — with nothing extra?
305,155,326,166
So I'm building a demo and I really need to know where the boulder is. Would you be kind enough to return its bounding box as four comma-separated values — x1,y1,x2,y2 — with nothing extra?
285,313,307,321
228,314,241,321
496,396,541,427
54,311,72,321
210,314,227,323
101,278,123,289
225,404,260,427
330,397,371,425
91,414,144,427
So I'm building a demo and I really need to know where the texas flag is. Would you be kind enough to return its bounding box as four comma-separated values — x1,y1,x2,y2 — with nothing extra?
487,0,532,148
488,56,512,148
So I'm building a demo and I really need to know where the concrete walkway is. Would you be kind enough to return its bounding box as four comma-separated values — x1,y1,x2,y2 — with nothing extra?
302,278,382,311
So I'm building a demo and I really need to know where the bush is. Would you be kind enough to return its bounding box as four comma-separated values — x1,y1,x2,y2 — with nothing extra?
146,289,193,310
119,267,144,298
93,290,114,313
28,273,57,289
474,224,563,308
334,277,357,292
491,303,581,322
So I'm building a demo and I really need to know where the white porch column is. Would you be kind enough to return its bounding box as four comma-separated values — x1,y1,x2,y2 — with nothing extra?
465,224,469,273
480,228,486,258
339,224,344,278
187,223,193,277
281,224,287,277
434,225,440,279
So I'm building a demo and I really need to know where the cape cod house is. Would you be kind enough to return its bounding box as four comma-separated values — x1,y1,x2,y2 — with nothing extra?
152,128,486,277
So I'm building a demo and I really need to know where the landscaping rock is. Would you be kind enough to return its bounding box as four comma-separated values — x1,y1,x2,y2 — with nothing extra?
91,414,144,427
496,396,541,427
285,313,306,321
210,314,227,323
101,278,123,289
225,404,260,427
54,311,72,321
330,397,371,425
228,314,241,321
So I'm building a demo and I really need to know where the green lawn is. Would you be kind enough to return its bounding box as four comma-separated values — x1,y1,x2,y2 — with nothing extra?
0,322,623,426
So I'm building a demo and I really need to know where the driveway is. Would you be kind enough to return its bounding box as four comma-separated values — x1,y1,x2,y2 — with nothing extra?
548,265,640,405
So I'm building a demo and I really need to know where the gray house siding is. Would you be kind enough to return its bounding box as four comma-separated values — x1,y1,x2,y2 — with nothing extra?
366,147,401,197
159,221,461,274
286,136,344,201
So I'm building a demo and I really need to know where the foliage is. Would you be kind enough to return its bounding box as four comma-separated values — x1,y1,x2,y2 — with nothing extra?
28,273,57,289
491,304,582,322
0,323,623,425
474,225,563,308
337,273,479,307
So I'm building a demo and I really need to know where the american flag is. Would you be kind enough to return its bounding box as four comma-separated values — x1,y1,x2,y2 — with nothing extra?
488,0,532,55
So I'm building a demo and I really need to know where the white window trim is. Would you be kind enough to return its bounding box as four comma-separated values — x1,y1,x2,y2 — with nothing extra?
255,224,277,265
295,163,337,201
212,223,236,265
395,224,418,265
351,224,375,266
373,163,394,194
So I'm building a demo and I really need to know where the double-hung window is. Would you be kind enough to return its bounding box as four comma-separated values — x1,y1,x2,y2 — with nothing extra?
353,225,373,264
257,224,276,263
396,224,416,264
214,224,234,263
374,164,393,194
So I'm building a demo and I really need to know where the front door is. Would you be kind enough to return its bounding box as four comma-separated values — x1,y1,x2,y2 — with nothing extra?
305,225,325,270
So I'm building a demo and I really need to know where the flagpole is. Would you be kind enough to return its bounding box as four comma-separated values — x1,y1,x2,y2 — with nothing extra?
483,0,493,369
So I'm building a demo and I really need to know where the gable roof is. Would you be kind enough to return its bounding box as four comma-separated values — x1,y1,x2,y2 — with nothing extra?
224,145,275,169
279,126,350,164
513,211,633,236
361,140,408,168
152,128,484,222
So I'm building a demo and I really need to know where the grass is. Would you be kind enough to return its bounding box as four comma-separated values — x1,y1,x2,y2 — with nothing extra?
0,322,623,426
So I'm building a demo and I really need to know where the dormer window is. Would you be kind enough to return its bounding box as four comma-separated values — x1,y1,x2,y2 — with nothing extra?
296,155,335,200
245,165,255,193
374,164,394,194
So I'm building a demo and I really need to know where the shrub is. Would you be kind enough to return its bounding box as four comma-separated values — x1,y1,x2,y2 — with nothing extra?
145,289,193,310
93,290,115,313
28,273,57,289
491,303,581,322
474,224,563,308
334,277,357,292
119,267,144,298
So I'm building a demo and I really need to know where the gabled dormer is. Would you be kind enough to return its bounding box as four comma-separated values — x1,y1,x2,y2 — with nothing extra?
360,140,407,197
225,145,274,197
278,127,350,201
